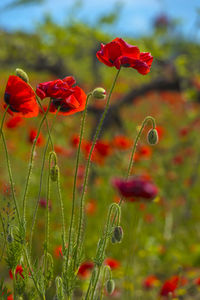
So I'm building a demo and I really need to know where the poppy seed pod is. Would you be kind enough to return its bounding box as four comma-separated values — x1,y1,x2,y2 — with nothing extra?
92,87,106,100
106,279,115,295
15,68,29,83
50,165,59,182
147,129,158,145
113,226,123,243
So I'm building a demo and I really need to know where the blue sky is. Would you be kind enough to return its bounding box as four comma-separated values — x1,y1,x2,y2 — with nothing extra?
0,0,199,37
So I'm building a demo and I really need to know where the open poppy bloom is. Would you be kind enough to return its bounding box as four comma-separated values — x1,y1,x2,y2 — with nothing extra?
36,76,87,116
112,177,158,200
4,75,39,117
96,38,153,75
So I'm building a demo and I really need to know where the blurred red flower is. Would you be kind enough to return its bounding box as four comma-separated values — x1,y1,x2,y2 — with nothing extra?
143,275,159,289
82,140,112,165
70,134,80,148
78,261,94,279
160,275,187,297
29,129,44,146
104,258,120,270
9,265,24,280
54,245,63,258
36,76,87,116
96,38,153,75
5,116,23,129
85,199,97,215
112,177,158,200
112,135,132,150
4,75,39,117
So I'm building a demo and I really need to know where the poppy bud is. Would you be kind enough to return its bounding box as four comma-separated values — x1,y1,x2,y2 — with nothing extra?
106,279,115,295
15,68,29,83
113,226,123,243
50,165,59,182
147,129,158,145
92,87,106,100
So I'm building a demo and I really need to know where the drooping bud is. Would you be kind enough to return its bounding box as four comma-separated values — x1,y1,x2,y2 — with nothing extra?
15,68,29,83
92,87,106,100
113,226,123,243
147,129,158,145
50,165,59,182
106,279,115,295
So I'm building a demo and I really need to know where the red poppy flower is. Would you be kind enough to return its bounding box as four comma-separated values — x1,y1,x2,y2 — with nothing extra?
85,199,97,215
36,76,87,116
81,140,112,165
112,177,158,200
39,198,52,210
28,129,44,146
78,261,94,279
112,135,132,150
96,38,153,75
7,294,14,300
4,75,39,117
104,258,120,270
160,275,187,297
9,265,24,280
70,134,80,148
143,275,159,289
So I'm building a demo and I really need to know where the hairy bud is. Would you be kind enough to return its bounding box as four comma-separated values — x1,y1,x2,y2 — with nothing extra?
15,68,29,83
50,165,59,182
113,226,123,243
106,279,115,295
147,129,158,145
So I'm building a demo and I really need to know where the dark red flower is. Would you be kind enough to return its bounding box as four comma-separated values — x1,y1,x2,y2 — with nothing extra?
78,261,94,279
4,75,39,117
39,198,52,210
112,177,158,200
36,76,87,116
96,38,153,75
9,265,24,280
28,129,44,146
104,258,120,270
160,276,187,297
54,245,63,258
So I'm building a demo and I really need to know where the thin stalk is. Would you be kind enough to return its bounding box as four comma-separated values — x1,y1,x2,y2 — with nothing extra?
56,170,66,247
24,248,45,300
65,93,92,274
74,69,121,270
22,100,51,226
29,108,60,254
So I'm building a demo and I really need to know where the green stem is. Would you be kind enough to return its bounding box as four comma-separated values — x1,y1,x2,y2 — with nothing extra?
65,93,92,275
29,109,59,254
24,248,45,300
87,204,120,299
74,69,121,270
22,100,51,227
1,130,21,224
56,169,66,247
100,266,111,300
35,95,54,149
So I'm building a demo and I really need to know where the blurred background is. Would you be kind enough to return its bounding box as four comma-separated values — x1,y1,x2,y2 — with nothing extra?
1,0,200,299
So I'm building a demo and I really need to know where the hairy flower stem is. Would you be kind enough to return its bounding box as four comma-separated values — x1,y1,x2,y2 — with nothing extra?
65,93,92,277
86,204,120,299
73,69,121,271
44,152,56,280
22,100,51,229
29,108,60,254
24,248,45,300
56,169,66,247
1,108,21,224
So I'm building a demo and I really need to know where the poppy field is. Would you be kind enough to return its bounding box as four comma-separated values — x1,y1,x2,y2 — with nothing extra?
1,5,200,300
